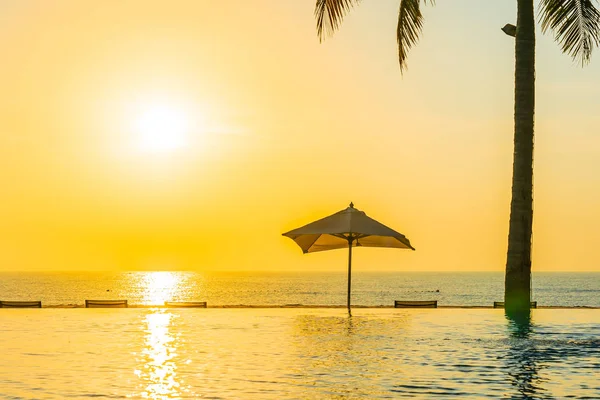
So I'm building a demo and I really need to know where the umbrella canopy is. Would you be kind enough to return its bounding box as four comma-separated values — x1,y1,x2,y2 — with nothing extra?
282,202,415,314
283,202,414,253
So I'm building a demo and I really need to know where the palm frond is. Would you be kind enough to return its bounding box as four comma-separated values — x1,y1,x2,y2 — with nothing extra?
397,0,434,73
315,0,360,41
539,0,600,65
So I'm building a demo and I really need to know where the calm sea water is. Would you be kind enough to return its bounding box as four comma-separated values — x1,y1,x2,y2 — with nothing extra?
0,308,598,399
0,271,598,307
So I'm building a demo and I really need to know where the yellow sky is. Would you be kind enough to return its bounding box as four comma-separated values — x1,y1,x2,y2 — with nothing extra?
1,1,599,272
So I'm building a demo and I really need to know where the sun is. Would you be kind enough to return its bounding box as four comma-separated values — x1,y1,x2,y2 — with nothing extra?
134,105,189,153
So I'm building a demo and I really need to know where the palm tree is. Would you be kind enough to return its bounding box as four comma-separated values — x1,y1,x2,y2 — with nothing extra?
315,0,600,313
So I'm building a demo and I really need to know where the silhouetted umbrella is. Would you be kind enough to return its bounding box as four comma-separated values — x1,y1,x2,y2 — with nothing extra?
282,202,415,314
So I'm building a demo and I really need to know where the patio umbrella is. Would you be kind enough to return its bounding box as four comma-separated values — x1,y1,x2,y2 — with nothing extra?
282,202,415,314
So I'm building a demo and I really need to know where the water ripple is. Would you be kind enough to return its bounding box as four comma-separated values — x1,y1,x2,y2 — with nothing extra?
0,309,598,399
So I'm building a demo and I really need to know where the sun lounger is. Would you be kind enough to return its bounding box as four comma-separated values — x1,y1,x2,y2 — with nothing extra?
493,301,537,308
164,301,207,308
394,300,438,308
0,300,42,308
85,299,128,308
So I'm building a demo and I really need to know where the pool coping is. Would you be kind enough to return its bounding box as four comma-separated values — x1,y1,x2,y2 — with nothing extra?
4,305,598,309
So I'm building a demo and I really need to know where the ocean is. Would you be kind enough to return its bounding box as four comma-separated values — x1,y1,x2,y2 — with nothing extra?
0,271,598,307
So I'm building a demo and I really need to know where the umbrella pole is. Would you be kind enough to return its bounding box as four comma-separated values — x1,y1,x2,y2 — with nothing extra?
347,239,353,316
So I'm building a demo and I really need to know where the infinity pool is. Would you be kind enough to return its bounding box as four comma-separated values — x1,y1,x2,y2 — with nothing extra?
0,309,598,399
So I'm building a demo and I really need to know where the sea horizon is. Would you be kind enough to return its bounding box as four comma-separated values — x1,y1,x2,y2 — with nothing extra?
3,269,598,274
2,270,598,308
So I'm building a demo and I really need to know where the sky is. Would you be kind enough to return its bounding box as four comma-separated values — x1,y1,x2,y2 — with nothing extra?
1,0,599,272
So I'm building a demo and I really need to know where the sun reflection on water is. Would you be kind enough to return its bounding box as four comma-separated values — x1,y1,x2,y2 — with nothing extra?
135,310,185,399
139,272,182,305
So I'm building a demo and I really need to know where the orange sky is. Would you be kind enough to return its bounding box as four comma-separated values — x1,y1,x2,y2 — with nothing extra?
1,1,599,272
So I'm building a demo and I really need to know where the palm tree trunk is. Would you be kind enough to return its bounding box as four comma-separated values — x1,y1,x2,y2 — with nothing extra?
505,0,535,314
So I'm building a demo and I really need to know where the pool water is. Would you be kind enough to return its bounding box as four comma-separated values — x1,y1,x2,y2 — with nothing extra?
0,308,598,399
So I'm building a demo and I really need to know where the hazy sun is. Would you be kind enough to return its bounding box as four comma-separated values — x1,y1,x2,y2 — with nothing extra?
134,105,188,153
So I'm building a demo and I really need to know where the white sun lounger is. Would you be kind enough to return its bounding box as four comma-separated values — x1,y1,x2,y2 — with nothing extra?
164,301,207,308
394,300,438,308
85,299,128,308
493,301,537,309
0,300,42,308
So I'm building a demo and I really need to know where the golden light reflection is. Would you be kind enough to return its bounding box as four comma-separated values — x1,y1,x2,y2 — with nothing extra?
135,311,182,399
140,272,182,305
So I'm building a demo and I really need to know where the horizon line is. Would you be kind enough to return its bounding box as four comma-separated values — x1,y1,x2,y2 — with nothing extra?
0,270,597,274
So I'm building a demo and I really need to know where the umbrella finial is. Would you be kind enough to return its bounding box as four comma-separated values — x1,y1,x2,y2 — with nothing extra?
349,202,354,208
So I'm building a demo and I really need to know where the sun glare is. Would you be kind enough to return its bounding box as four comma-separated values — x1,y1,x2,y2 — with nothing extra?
140,271,182,305
134,105,189,153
